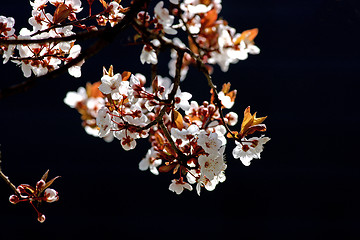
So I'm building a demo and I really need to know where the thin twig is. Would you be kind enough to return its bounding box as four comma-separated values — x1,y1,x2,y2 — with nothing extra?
0,0,150,99
0,151,18,194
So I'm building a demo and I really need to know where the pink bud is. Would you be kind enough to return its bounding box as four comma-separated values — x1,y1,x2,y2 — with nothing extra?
36,180,45,190
9,195,19,204
38,214,46,223
44,188,59,203
208,104,216,113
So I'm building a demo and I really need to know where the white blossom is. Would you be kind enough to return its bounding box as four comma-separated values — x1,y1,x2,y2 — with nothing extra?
67,45,84,78
44,188,59,203
98,73,124,100
139,147,162,175
198,146,226,181
63,87,86,108
197,130,222,155
0,16,15,37
232,136,270,166
169,179,193,194
140,45,158,65
96,107,112,137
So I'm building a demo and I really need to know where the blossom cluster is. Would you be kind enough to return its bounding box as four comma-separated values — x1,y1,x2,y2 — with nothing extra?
136,0,260,79
0,0,132,78
65,64,270,195
59,0,270,196
2,0,270,203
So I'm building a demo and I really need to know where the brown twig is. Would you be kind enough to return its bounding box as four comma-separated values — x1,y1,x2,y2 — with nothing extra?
0,151,18,194
0,0,150,99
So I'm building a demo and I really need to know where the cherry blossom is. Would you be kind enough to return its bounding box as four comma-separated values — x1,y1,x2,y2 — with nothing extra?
139,147,162,175
67,44,84,78
232,135,270,166
167,84,192,111
140,44,158,65
0,0,271,200
98,73,125,100
154,1,177,35
96,107,112,138
169,178,193,194
198,146,226,181
0,16,15,37
197,130,223,156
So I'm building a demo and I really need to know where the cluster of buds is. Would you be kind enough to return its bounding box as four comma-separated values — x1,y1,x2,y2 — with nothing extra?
9,170,59,223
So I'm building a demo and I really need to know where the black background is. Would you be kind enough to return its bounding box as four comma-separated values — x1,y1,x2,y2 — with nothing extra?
1,0,360,239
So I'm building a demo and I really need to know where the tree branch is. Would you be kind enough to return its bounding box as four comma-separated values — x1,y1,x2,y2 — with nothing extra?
0,151,18,194
0,0,150,99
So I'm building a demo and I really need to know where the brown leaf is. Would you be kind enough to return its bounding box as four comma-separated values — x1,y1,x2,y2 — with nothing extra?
53,3,72,24
240,106,267,137
152,76,159,93
121,71,131,81
41,169,49,182
244,124,267,136
172,110,184,130
159,163,177,173
39,176,60,195
201,9,218,28
99,0,108,9
234,28,259,45
86,81,103,98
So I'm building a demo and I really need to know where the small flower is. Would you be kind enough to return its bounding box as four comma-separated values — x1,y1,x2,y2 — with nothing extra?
63,86,87,108
154,1,177,35
198,146,226,181
197,130,222,156
67,44,84,78
139,147,162,175
98,73,124,100
232,135,270,166
0,16,15,37
167,84,192,111
169,178,193,194
96,106,112,137
140,44,158,65
44,188,59,203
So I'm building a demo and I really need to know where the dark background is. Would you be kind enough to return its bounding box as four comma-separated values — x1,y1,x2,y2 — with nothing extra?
1,0,360,239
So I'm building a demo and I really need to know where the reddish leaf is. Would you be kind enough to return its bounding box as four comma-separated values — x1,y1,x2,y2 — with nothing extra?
53,3,72,24
201,9,218,28
99,0,108,9
172,109,184,130
121,71,131,81
159,163,177,173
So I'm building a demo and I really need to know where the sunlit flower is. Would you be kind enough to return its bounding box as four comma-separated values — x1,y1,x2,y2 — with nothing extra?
140,45,158,65
232,135,270,166
198,146,226,181
197,130,222,156
169,178,193,194
0,16,15,37
67,45,84,78
139,147,162,175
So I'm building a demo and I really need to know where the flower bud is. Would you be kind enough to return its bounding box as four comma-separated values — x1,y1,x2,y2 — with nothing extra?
37,214,46,223
208,104,216,113
36,180,45,190
44,188,59,203
9,195,20,204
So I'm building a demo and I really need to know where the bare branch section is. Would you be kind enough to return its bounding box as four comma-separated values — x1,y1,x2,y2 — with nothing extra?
0,151,18,194
0,0,150,99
